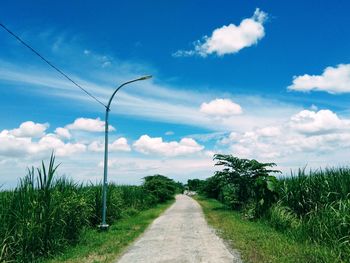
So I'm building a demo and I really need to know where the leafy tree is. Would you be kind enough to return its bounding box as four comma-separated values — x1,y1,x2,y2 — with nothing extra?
187,179,204,191
143,175,177,203
202,174,223,199
212,154,281,217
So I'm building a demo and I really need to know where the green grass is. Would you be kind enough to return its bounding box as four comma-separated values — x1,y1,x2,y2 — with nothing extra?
43,200,174,263
0,154,180,262
195,196,343,263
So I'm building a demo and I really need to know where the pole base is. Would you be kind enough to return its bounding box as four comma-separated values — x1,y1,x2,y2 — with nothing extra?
98,223,109,231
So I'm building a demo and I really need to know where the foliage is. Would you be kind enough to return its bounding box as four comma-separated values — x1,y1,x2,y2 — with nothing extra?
200,174,222,199
187,179,204,191
0,155,176,263
197,153,350,259
143,174,177,203
43,201,174,263
202,154,280,217
276,168,350,259
268,201,300,232
197,196,343,263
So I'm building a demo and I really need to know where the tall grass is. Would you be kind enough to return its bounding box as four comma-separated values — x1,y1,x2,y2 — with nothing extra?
0,155,171,262
278,168,350,216
199,164,350,260
270,167,350,260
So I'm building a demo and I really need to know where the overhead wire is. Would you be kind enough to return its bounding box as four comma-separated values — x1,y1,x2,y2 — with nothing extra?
0,23,107,108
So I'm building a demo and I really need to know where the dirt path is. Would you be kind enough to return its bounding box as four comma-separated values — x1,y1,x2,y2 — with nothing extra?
116,194,242,263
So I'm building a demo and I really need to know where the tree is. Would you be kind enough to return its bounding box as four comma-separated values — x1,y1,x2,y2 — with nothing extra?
143,175,177,203
213,154,281,216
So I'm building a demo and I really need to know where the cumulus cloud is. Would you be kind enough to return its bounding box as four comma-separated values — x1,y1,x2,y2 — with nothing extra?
88,137,131,152
289,110,348,135
0,129,86,158
288,64,350,94
9,121,48,138
200,98,243,117
37,135,86,157
221,109,350,160
66,117,115,132
55,127,71,139
133,135,204,157
173,8,267,57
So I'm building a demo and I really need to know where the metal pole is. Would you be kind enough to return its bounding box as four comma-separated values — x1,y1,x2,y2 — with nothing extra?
100,107,110,229
99,75,152,230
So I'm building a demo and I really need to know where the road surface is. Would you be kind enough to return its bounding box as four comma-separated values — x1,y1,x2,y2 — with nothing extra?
116,194,242,263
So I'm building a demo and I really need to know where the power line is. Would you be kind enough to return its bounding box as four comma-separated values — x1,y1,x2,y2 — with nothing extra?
0,23,107,108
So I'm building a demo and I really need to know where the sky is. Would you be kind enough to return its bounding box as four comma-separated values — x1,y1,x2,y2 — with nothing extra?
1,0,350,188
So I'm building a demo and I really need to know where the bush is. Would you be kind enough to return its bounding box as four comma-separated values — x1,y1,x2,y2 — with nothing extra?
203,154,280,217
302,199,350,248
268,201,300,232
142,175,177,203
219,183,241,209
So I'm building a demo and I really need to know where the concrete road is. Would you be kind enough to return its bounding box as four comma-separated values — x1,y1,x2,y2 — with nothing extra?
116,194,242,263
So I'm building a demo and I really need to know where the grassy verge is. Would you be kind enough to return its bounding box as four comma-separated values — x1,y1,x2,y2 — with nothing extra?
195,196,342,263
43,200,174,263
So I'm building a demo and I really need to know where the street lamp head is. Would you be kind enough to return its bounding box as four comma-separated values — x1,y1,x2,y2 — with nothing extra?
138,75,152,80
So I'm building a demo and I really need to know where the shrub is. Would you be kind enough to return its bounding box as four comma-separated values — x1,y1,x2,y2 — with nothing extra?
143,175,177,203
268,201,300,232
208,154,280,216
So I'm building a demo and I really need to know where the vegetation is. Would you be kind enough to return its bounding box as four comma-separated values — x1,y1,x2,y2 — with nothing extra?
0,154,179,263
196,196,342,263
202,154,281,218
193,154,350,261
143,174,179,203
44,201,174,263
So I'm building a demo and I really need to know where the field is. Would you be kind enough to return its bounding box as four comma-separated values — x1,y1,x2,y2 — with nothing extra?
192,154,350,261
196,196,340,263
0,155,180,263
44,201,174,263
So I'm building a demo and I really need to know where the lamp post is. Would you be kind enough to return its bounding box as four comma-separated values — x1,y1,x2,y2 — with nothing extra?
99,75,152,230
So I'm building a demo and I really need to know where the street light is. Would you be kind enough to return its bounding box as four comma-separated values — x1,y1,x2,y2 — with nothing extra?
99,75,152,230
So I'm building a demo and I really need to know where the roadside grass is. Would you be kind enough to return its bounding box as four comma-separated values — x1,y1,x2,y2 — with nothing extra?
43,200,174,263
195,196,343,263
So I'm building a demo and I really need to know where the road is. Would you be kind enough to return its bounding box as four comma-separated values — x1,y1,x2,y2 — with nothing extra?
116,194,242,263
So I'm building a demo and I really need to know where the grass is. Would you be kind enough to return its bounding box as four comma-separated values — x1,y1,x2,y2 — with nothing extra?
195,196,344,263
43,200,174,263
0,154,180,262
198,161,350,260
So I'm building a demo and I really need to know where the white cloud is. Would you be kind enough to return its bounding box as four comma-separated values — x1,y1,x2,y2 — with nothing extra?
0,59,302,133
55,127,71,139
256,126,281,137
0,128,86,158
37,135,86,157
288,64,350,94
290,110,349,135
200,98,243,117
66,117,115,132
133,135,204,157
10,121,48,138
88,137,131,152
221,109,350,162
174,8,267,57
0,130,32,157
99,156,215,184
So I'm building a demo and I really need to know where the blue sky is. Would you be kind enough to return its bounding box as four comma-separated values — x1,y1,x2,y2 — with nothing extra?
1,1,350,187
